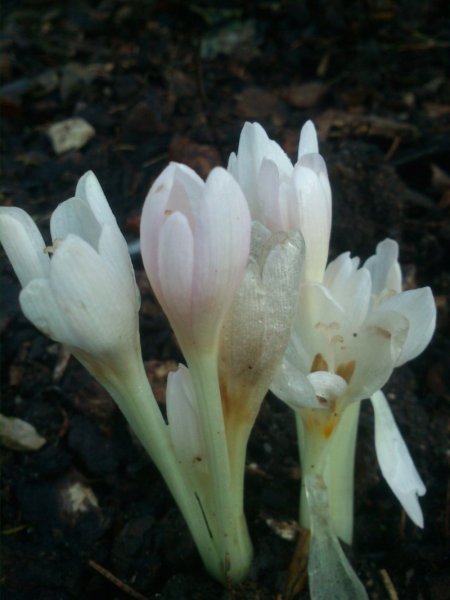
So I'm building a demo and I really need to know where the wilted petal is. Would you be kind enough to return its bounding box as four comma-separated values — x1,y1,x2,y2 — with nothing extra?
371,390,426,527
220,225,304,403
306,474,369,600
378,288,436,367
0,207,49,287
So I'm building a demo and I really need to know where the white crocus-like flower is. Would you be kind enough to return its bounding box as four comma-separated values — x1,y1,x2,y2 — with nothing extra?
228,120,331,282
272,239,436,539
0,171,140,375
140,162,251,359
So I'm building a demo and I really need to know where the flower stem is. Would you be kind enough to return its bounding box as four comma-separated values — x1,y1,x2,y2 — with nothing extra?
78,349,226,582
189,352,253,584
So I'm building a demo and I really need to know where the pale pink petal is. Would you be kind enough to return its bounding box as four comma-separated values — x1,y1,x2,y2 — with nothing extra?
193,167,251,336
157,212,194,340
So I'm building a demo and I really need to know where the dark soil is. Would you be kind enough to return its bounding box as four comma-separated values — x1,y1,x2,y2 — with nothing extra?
1,2,449,599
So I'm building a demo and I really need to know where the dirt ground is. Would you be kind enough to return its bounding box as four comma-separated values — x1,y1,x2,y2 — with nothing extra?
0,2,449,599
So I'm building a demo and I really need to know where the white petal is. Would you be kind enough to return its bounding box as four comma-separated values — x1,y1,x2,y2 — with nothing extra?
377,288,436,366
166,364,205,464
49,235,136,356
293,164,331,281
0,207,49,287
298,120,319,158
20,278,74,343
228,122,293,215
371,390,426,527
98,224,139,307
307,371,348,404
364,239,402,294
271,357,321,410
344,310,409,402
75,171,116,226
50,197,102,248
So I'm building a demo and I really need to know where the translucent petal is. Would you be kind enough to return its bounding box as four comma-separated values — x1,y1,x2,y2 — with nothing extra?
364,239,402,294
343,310,409,403
378,287,436,366
306,474,369,600
371,390,426,527
0,207,49,287
270,357,320,409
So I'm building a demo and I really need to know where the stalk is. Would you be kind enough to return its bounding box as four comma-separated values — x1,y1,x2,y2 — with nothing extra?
78,348,225,581
189,352,253,584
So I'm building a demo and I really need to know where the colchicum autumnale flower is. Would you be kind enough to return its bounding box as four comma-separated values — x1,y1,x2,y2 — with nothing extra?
141,163,305,583
228,121,436,599
0,171,254,585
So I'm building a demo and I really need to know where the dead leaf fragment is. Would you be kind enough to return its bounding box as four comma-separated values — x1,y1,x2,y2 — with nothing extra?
47,117,95,154
0,413,46,451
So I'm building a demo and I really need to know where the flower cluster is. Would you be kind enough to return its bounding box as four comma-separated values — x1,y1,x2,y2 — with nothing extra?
0,121,435,597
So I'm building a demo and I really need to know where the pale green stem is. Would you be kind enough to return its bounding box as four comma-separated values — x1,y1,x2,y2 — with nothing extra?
188,352,253,584
297,401,361,544
77,348,223,581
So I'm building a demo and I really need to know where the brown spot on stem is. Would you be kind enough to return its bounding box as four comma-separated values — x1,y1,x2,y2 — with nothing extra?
164,209,173,216
156,184,164,193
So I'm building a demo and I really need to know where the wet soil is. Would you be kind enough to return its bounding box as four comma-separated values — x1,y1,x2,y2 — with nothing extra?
0,2,449,599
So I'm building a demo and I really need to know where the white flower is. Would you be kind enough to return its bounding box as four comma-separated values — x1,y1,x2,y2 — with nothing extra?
140,162,251,357
228,121,331,281
272,239,436,526
0,171,140,373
